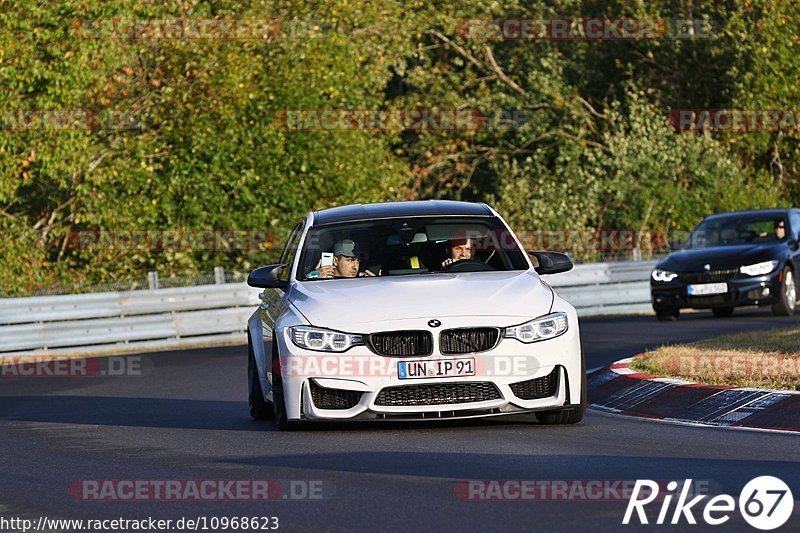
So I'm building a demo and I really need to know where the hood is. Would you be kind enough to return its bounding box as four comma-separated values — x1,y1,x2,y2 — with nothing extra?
657,243,784,271
288,270,553,330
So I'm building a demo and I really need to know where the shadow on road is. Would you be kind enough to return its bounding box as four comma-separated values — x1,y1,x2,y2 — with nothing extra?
220,451,800,492
0,396,258,431
0,395,590,432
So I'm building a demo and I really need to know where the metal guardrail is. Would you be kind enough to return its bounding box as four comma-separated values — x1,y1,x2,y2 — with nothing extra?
0,261,657,357
544,260,657,318
0,285,261,357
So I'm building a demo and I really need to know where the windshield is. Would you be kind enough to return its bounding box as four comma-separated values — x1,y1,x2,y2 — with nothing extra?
686,214,787,249
296,216,529,280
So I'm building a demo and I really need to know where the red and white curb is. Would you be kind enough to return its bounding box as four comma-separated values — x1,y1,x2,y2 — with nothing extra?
589,356,800,433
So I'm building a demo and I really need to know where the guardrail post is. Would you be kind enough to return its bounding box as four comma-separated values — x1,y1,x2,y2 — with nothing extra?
148,271,160,290
214,266,225,285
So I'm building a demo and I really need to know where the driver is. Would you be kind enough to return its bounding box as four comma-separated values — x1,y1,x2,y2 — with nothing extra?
775,219,786,240
441,237,474,269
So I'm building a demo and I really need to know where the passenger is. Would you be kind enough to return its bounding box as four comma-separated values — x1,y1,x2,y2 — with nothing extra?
441,237,474,269
307,239,377,279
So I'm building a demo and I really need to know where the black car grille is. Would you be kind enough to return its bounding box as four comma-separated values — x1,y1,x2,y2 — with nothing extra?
374,382,502,406
309,380,362,410
679,268,739,284
686,294,736,307
367,331,433,357
510,367,560,400
439,328,500,354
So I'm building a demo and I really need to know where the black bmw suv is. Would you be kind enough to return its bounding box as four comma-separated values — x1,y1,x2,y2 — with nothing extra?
651,209,800,320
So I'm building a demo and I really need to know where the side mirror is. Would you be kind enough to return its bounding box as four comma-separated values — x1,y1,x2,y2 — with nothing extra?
247,264,289,290
528,251,573,275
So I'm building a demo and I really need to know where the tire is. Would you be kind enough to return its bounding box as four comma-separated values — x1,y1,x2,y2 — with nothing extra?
272,334,297,431
711,306,734,318
772,267,797,316
535,357,586,425
655,308,680,321
248,332,273,420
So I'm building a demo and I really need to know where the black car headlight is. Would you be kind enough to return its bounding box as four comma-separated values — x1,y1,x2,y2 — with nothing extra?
740,260,779,277
652,269,678,282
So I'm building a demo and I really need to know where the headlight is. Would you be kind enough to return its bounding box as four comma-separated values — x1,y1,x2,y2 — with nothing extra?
504,312,568,344
289,326,363,352
740,260,779,276
652,269,678,282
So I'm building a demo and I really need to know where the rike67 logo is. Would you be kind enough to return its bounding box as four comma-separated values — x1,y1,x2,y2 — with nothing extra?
623,476,794,530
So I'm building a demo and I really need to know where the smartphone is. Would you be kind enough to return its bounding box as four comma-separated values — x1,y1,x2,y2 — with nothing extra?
321,252,334,267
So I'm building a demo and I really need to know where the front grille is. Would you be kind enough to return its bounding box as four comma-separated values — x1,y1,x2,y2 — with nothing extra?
510,367,559,400
374,382,502,406
439,328,500,354
686,294,735,307
309,380,362,410
367,330,433,356
679,268,738,284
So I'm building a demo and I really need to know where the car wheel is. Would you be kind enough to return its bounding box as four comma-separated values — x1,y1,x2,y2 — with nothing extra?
772,267,797,316
535,357,586,425
272,333,297,431
711,306,734,318
248,331,274,420
655,308,680,321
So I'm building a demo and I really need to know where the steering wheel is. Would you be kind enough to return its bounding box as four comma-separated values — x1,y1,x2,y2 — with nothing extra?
441,258,495,273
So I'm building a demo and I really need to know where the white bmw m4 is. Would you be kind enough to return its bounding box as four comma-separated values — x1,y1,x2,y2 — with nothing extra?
246,200,585,430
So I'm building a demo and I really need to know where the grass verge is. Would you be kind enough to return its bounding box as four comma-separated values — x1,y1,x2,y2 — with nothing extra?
629,326,800,391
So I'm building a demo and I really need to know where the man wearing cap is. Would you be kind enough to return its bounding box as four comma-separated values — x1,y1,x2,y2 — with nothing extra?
307,239,376,279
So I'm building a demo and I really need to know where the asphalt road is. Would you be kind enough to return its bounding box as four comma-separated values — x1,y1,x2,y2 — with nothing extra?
1,308,799,532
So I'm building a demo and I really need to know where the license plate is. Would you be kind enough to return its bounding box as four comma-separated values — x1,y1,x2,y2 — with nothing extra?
687,282,728,296
398,358,475,380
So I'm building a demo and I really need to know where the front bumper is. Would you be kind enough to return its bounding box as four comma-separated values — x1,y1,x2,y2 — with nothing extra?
651,270,782,310
271,314,583,422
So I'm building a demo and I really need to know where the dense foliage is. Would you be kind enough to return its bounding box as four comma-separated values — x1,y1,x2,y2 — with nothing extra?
1,0,798,294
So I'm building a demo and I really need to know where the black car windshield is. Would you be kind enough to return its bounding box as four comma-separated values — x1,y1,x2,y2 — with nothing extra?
686,214,787,249
296,216,529,280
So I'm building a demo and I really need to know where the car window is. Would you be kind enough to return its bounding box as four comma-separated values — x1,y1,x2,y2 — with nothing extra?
791,212,800,239
687,215,787,248
297,216,529,280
